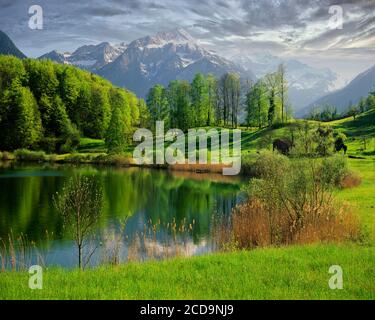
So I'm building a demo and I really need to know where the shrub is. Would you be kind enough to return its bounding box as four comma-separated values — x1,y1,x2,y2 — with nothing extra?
64,153,92,163
215,156,362,250
339,171,362,189
240,155,256,176
320,155,349,187
215,198,361,249
314,126,334,156
0,151,14,161
250,150,289,178
14,149,47,162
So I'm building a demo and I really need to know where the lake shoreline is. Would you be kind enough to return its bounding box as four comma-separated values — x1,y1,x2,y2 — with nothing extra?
0,151,241,176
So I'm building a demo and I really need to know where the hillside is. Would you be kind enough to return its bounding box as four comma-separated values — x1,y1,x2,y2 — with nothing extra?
0,30,26,58
329,110,375,156
240,110,375,158
0,55,141,152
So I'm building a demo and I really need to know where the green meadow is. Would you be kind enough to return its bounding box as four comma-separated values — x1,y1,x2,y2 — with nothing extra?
1,245,374,300
1,111,374,300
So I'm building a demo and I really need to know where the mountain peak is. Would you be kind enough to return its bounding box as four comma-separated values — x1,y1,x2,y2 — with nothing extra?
0,30,26,59
129,28,197,49
154,28,195,43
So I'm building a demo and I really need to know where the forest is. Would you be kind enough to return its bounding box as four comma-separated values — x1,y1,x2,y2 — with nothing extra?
145,65,290,131
0,55,143,152
1,55,373,156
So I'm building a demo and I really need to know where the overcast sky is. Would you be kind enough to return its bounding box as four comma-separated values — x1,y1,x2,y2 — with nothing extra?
0,0,374,85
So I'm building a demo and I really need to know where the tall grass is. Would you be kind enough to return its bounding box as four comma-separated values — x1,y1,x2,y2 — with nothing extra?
0,232,47,271
214,152,363,250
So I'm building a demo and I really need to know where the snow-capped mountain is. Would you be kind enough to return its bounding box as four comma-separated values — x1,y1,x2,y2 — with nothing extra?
233,53,338,112
39,42,123,71
98,29,256,97
38,29,255,98
299,64,375,117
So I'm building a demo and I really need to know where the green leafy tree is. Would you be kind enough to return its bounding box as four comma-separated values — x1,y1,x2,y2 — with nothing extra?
191,73,208,127
246,81,268,129
138,99,151,128
0,56,26,92
24,59,59,101
176,81,192,131
206,74,217,126
109,88,132,140
105,107,127,153
347,104,359,120
58,66,81,122
146,84,170,130
0,56,142,151
358,97,366,113
84,84,111,138
366,94,375,110
0,80,42,150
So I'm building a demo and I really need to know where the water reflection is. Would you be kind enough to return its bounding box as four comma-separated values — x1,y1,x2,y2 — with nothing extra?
0,162,244,268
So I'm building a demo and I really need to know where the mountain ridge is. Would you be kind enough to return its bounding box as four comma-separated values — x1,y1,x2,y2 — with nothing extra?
233,53,338,112
37,29,255,98
298,64,375,117
0,30,26,59
97,29,256,97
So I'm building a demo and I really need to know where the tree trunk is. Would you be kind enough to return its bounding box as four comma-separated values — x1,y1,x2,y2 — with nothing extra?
78,243,82,270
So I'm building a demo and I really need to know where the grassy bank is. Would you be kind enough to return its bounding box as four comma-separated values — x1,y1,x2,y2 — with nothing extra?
1,110,374,172
337,159,375,241
0,244,374,300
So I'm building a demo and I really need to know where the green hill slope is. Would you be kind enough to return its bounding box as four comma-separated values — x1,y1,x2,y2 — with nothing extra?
240,110,375,158
330,110,375,157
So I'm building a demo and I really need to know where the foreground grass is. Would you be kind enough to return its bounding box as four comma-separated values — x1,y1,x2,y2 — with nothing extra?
1,244,374,300
337,159,375,241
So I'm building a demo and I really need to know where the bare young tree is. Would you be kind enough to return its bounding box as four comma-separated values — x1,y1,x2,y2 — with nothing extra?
53,176,103,270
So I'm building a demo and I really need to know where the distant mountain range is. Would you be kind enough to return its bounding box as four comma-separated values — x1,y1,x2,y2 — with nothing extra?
298,65,375,117
1,29,374,117
39,29,256,98
0,30,26,59
41,29,340,109
233,53,338,112
39,41,123,71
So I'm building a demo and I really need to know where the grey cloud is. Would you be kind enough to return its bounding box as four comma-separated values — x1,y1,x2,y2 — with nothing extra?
82,7,132,17
0,0,373,82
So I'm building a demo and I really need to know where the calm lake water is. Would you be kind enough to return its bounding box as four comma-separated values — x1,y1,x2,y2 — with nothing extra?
0,162,244,268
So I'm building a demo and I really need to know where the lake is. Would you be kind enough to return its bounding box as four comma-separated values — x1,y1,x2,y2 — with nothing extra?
0,162,244,268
